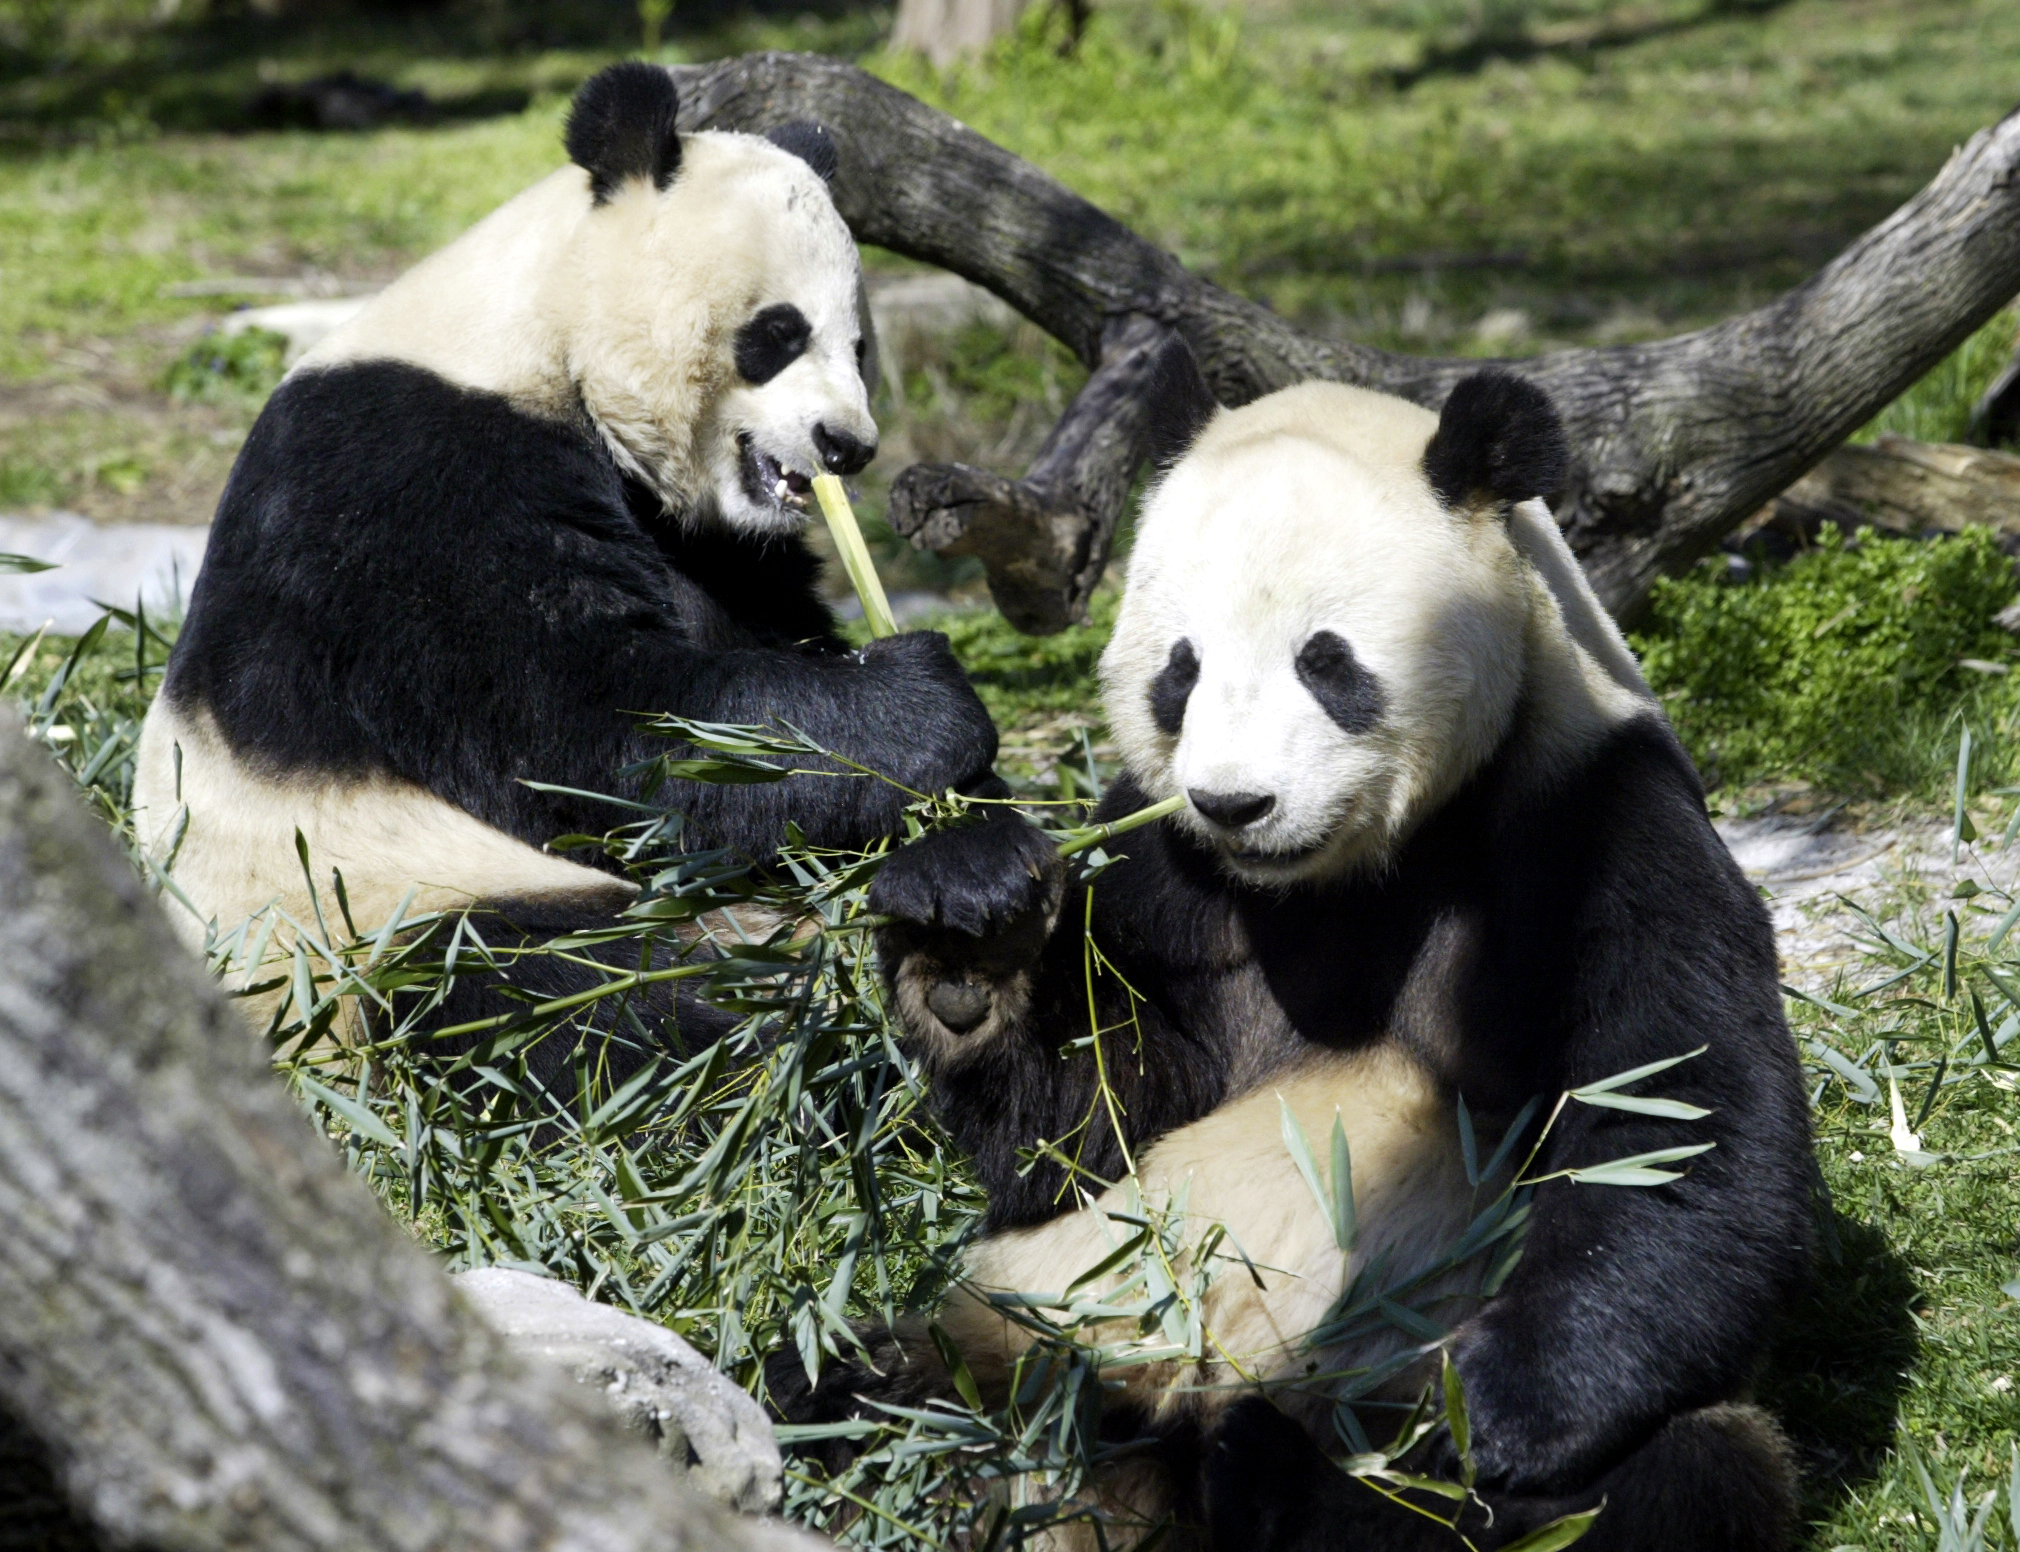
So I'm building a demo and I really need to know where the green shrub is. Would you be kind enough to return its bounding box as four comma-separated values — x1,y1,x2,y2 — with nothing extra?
161,326,288,406
1632,526,2020,798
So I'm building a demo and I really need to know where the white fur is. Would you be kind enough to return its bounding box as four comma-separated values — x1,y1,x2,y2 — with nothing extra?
298,131,875,536
131,699,634,956
1102,380,1652,886
920,1047,1486,1550
941,1047,1480,1410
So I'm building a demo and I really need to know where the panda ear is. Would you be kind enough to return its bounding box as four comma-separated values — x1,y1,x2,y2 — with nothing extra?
765,122,840,185
1143,334,1219,470
1422,370,1567,513
566,63,682,205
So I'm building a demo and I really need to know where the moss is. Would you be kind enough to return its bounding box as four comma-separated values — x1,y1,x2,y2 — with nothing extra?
1632,526,2020,800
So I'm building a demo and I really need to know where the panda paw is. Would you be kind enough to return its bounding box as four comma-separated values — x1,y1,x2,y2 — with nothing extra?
871,806,1063,938
1204,1398,1333,1548
870,809,1065,1057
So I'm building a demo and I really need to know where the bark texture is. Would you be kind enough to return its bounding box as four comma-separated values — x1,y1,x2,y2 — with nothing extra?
671,53,2020,625
0,712,817,1552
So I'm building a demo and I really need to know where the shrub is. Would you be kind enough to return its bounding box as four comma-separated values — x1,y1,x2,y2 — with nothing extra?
161,326,288,406
1632,526,2020,798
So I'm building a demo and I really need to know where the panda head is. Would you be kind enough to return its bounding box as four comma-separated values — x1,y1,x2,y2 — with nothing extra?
559,63,877,534
1102,360,1571,887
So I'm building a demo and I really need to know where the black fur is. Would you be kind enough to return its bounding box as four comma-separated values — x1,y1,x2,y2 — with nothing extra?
1149,638,1200,735
1294,630,1384,735
854,704,1811,1545
1422,370,1569,510
565,62,682,204
1144,335,1220,469
734,303,813,386
764,121,840,184
168,360,997,863
1204,1394,1794,1551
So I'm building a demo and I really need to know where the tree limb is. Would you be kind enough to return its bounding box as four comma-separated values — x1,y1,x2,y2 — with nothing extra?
673,53,2020,625
0,714,818,1552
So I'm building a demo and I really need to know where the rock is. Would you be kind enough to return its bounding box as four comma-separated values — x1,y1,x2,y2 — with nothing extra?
452,1268,782,1515
220,296,374,365
0,513,207,634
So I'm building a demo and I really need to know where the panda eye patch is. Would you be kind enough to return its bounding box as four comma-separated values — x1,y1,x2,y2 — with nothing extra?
1149,639,1199,736
734,303,813,385
1295,631,1384,735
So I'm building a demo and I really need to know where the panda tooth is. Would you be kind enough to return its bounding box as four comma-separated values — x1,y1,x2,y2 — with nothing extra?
774,478,790,499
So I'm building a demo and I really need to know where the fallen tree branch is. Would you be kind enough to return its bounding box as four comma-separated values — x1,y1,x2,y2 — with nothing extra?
1753,433,2020,547
673,53,2020,625
886,312,1171,631
0,714,817,1552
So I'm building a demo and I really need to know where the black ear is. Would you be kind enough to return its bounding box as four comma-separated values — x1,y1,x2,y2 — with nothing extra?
565,63,682,204
1144,334,1219,470
1422,370,1568,510
765,121,839,184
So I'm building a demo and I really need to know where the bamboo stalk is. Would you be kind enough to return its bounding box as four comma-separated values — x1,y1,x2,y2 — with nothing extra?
812,473,898,639
1053,792,1186,856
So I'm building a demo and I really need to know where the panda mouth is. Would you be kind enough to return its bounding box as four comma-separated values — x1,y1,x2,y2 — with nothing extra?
1224,839,1328,869
738,434,815,513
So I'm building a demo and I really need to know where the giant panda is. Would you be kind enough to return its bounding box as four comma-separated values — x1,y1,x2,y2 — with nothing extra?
130,64,999,1062
772,354,1814,1551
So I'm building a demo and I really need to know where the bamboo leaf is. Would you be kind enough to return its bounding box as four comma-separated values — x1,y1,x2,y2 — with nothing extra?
1500,1505,1604,1551
1569,1046,1708,1097
1280,1097,1332,1228
296,1076,400,1148
1441,1350,1472,1485
1569,1091,1712,1120
1330,1113,1357,1252
1568,1143,1715,1187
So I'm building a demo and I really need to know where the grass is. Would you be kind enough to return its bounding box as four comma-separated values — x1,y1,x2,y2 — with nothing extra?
12,593,2020,1549
6,0,2020,1544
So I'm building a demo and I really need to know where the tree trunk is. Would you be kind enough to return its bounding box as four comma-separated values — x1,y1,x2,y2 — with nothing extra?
669,53,2020,627
0,712,819,1552
890,0,1029,68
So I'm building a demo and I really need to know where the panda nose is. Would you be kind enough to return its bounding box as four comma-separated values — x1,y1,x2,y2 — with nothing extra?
813,423,876,476
1188,789,1275,830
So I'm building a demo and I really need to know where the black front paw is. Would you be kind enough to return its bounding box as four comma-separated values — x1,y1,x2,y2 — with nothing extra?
871,806,1063,938
871,809,1066,1053
1207,1397,1332,1549
858,630,1001,795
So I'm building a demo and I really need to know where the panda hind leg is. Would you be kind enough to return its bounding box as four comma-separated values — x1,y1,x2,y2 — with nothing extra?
383,896,740,1099
1552,1402,1797,1552
1204,1397,1797,1552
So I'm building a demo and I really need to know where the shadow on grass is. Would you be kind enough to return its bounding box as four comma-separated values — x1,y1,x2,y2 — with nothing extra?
0,0,882,135
1757,1210,1920,1531
1387,0,1794,91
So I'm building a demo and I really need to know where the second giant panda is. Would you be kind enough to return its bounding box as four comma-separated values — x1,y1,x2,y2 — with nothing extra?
132,64,998,1059
773,355,1813,1550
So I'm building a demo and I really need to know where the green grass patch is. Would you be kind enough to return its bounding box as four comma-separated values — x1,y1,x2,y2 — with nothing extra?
1633,527,2020,802
1860,309,2020,449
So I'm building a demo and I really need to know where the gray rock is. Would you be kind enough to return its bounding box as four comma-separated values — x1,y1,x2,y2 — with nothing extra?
220,295,373,364
453,1267,782,1514
0,512,207,634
